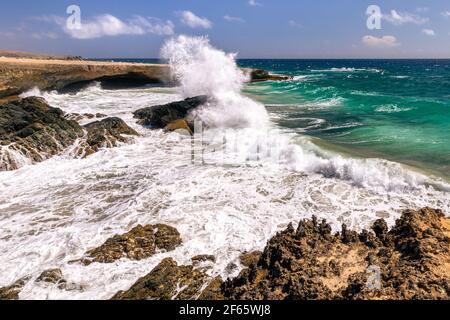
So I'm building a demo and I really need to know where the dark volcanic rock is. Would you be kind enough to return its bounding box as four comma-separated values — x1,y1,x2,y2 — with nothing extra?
221,208,450,300
76,117,138,157
191,255,217,269
0,97,139,170
35,269,67,290
64,112,105,122
0,97,83,170
133,96,207,129
109,208,449,301
249,69,292,82
192,255,216,264
239,251,262,268
112,258,222,300
35,269,84,291
0,276,30,300
80,224,182,265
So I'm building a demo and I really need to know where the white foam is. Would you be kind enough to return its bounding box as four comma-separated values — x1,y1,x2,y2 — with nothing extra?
310,67,383,73
1,38,449,300
375,104,413,113
161,35,269,129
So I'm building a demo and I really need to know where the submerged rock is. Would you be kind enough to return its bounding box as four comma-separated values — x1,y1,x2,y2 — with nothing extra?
222,208,450,300
35,269,68,290
0,276,30,300
75,117,138,157
247,69,293,82
0,97,83,170
35,269,84,291
112,258,222,300
64,113,107,122
80,224,182,265
133,96,207,129
36,269,64,285
191,255,216,265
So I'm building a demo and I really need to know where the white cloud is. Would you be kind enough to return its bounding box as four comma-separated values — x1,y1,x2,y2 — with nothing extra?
422,29,436,36
129,16,175,36
362,35,400,48
65,14,175,39
383,10,428,25
442,11,450,17
224,15,245,23
248,0,262,7
179,11,212,29
288,20,302,28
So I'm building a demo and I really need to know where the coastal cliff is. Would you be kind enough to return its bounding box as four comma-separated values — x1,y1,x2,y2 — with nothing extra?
0,55,291,100
0,57,173,99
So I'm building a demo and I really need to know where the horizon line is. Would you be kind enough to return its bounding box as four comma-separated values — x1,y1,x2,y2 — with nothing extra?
91,57,450,60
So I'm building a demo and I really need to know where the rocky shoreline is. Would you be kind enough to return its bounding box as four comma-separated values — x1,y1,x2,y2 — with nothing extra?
0,97,138,170
1,208,449,300
0,65,448,300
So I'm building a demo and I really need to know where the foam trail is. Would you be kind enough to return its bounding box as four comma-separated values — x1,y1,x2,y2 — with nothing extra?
1,79,449,301
160,36,448,194
161,35,269,128
1,39,449,301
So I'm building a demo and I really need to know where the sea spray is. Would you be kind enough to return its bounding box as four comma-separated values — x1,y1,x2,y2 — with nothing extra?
161,35,269,128
160,36,448,193
1,78,449,300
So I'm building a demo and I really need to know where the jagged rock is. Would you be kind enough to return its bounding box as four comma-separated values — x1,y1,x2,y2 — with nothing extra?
133,96,207,129
191,255,216,265
75,117,138,157
222,208,450,300
65,113,94,122
65,113,108,122
0,97,139,170
35,269,67,290
80,224,182,265
0,276,30,300
35,269,84,291
239,251,262,268
199,276,226,300
36,269,64,284
108,208,449,301
112,258,209,300
0,97,83,171
247,69,293,82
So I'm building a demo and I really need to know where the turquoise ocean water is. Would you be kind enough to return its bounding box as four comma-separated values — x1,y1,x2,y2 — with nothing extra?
104,58,450,181
239,59,450,181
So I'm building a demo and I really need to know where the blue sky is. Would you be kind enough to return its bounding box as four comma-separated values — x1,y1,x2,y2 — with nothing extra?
1,0,450,58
